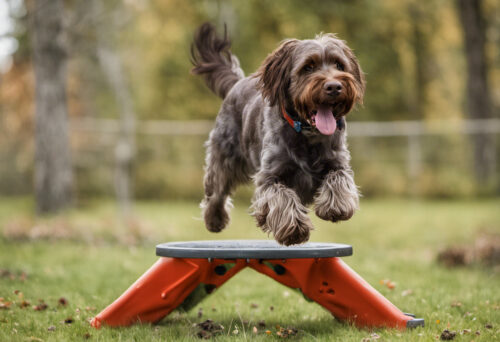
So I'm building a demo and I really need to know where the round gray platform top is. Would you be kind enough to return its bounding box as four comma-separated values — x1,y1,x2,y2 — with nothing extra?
156,240,352,259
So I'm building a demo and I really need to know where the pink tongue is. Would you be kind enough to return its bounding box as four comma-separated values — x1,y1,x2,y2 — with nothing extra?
315,106,336,135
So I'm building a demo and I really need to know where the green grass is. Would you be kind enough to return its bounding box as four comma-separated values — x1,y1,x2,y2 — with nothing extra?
0,197,499,341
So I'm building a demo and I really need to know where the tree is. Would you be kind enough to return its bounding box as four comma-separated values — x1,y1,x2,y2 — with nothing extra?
30,0,74,213
457,0,496,188
408,2,437,120
92,0,136,217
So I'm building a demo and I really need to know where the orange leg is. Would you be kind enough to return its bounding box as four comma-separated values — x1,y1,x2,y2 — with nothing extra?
248,258,419,329
91,258,246,328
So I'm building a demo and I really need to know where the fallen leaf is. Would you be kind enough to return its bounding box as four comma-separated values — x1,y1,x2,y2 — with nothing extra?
0,301,12,309
33,302,48,311
380,279,396,289
19,300,30,308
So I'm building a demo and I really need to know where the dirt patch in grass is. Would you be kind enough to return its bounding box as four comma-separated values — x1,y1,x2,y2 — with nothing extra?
0,269,28,281
3,218,79,241
2,215,153,246
194,319,224,339
437,231,500,270
440,329,456,340
276,326,299,338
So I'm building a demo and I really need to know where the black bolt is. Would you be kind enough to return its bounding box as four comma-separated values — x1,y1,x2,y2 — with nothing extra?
214,265,227,275
274,264,286,275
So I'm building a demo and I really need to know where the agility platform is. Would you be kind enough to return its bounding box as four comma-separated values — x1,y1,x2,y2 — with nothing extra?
90,240,424,329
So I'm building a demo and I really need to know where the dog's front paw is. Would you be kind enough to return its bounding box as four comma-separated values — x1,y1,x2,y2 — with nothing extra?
315,199,357,222
252,183,313,245
314,169,359,222
274,221,311,246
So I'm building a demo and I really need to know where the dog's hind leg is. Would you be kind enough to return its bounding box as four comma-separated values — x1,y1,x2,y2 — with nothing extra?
201,149,233,232
201,127,248,233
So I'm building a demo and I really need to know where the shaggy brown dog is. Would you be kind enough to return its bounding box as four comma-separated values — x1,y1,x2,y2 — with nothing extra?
191,23,365,245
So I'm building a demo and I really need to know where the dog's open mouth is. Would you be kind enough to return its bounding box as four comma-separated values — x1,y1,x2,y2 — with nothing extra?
310,105,337,135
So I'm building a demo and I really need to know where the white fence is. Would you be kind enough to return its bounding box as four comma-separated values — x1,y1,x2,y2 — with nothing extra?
71,118,500,136
68,117,499,197
70,117,499,179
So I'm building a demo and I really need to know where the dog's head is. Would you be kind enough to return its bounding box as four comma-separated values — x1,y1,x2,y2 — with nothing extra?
256,34,365,135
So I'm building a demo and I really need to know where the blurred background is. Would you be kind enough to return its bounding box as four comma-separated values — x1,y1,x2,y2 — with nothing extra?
0,0,499,215
0,2,499,340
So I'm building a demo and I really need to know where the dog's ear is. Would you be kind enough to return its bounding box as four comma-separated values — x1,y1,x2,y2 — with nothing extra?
256,39,299,106
343,46,366,104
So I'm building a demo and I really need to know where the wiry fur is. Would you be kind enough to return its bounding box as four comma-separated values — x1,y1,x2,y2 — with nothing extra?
191,23,365,245
252,183,312,245
191,23,244,99
314,169,360,222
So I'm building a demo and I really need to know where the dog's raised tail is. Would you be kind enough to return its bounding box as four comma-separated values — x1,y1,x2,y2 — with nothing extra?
191,23,244,99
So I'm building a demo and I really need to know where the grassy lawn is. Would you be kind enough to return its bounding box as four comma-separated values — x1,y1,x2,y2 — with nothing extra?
0,197,499,341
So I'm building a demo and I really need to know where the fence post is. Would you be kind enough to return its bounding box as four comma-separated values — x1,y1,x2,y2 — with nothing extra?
407,135,421,194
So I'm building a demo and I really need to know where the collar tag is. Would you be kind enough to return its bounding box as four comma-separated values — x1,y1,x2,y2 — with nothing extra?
293,121,302,132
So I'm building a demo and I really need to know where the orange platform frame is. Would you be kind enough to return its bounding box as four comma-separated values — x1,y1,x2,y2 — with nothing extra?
91,249,424,330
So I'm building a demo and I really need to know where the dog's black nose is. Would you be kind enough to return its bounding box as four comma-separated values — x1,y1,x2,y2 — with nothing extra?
324,81,342,96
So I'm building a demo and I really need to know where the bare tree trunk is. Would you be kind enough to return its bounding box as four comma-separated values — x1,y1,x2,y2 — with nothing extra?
408,2,438,120
30,0,74,213
408,4,428,119
457,0,496,188
92,0,136,217
97,46,136,217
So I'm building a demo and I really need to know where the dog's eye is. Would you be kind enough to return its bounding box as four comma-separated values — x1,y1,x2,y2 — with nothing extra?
304,64,315,72
335,62,344,71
